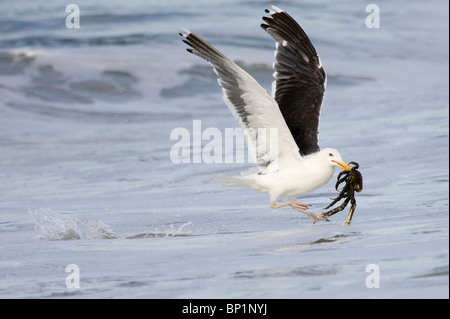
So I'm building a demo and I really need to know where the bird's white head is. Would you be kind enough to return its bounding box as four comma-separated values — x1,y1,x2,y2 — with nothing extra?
319,148,351,171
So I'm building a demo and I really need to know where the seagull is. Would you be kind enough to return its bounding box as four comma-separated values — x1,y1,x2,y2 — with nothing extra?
179,6,351,223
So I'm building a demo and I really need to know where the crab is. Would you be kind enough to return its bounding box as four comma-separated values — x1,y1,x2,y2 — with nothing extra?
319,161,363,225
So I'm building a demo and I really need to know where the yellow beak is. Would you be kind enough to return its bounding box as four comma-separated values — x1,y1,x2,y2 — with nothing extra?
332,160,351,171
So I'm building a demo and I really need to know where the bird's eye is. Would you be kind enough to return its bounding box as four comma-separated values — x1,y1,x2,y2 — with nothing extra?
329,153,333,157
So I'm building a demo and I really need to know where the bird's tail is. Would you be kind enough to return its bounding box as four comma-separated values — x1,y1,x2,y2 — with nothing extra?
213,174,254,188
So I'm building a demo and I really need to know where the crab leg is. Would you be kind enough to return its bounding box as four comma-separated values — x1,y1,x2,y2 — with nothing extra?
320,196,351,218
343,202,357,225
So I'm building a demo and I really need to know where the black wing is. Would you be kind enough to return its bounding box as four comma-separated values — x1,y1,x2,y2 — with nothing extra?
261,6,326,156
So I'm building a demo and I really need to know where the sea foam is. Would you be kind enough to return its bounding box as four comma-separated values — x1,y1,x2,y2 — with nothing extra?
30,208,116,240
29,208,193,240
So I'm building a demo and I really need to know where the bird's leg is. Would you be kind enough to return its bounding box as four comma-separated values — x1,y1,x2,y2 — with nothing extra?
290,202,311,210
270,201,328,224
290,196,312,210
270,201,291,209
294,207,329,224
271,200,310,210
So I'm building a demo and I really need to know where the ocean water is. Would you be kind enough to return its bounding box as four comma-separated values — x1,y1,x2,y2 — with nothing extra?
0,0,448,299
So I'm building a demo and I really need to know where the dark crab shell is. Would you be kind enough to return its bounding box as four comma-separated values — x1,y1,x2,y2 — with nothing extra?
321,161,363,224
